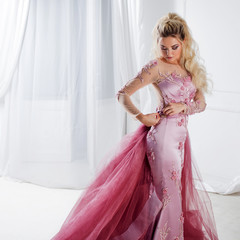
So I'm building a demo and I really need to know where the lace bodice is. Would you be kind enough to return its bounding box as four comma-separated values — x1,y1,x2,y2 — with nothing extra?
116,58,206,118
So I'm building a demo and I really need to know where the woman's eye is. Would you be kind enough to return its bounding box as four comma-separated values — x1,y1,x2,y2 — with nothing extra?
161,46,179,51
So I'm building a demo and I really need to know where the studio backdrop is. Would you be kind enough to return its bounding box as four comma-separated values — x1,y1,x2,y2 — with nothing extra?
0,0,239,194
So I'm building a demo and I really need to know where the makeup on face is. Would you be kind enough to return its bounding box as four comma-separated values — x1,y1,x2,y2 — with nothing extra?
160,44,180,58
159,36,182,64
161,44,179,51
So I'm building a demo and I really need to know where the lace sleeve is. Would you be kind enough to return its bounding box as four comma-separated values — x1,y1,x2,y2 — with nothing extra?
182,89,207,115
116,59,160,119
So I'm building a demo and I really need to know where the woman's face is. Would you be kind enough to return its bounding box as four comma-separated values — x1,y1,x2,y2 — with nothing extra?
159,36,183,65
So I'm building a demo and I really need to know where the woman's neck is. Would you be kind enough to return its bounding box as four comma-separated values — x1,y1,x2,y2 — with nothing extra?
159,57,180,66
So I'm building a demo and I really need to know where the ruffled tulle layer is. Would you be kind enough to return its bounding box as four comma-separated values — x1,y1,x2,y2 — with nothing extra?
51,124,218,240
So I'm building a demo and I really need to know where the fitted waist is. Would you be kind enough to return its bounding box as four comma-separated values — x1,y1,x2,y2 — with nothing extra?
158,112,187,119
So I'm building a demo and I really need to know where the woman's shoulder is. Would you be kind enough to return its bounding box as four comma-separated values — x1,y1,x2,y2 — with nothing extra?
137,58,159,75
141,58,159,69
144,57,165,67
151,57,171,75
140,58,164,75
135,58,161,83
143,57,169,81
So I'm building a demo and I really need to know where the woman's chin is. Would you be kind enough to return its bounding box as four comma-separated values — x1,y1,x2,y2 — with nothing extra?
165,58,178,64
160,56,179,65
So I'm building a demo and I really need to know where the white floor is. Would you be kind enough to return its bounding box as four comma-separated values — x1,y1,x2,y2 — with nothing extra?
0,177,239,240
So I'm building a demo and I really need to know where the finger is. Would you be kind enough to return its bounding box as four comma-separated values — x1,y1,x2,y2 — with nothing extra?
168,111,176,116
162,107,171,114
165,109,173,115
164,108,171,114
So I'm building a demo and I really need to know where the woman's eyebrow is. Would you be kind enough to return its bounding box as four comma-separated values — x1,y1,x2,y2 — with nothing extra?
161,44,179,47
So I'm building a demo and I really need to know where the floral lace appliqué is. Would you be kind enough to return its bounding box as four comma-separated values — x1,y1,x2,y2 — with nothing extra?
174,212,184,240
147,147,155,162
176,115,187,128
158,70,191,86
163,93,176,105
169,162,181,191
179,212,184,224
136,59,158,82
159,222,171,240
162,186,171,209
178,137,186,170
178,141,184,150
147,126,158,144
171,71,191,81
159,221,171,240
170,170,179,182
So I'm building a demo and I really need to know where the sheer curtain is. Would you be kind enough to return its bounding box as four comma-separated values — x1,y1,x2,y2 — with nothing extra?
1,0,238,194
0,0,147,189
0,0,30,98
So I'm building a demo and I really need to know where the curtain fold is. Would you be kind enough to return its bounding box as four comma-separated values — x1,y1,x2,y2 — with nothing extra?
0,0,142,189
0,0,238,195
0,0,30,98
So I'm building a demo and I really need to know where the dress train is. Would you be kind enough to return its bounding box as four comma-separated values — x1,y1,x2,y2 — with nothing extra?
51,124,218,240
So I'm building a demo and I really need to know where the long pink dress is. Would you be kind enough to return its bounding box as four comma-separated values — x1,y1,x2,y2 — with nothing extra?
51,59,219,240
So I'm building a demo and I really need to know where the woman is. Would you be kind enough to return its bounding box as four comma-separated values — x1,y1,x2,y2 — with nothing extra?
51,13,218,240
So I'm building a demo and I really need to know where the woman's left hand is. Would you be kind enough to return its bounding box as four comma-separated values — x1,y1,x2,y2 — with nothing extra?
162,102,186,116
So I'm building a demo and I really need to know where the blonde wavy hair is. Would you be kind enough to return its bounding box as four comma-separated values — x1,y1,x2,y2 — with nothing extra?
151,12,211,93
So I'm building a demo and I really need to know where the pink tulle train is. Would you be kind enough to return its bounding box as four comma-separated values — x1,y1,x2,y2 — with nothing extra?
51,124,218,240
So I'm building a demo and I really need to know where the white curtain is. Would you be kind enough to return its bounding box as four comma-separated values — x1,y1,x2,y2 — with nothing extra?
1,0,238,194
0,0,30,98
0,0,148,189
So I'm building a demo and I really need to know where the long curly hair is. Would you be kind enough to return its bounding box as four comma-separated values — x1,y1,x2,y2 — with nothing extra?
151,12,211,93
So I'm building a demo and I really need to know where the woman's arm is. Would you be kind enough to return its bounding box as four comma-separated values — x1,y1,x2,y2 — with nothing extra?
162,89,206,116
116,59,161,125
182,89,207,115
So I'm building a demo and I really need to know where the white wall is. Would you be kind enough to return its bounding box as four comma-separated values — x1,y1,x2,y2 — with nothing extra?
186,0,240,194
127,0,240,194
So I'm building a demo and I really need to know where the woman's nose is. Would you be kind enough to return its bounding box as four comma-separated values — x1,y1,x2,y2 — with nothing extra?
166,49,172,56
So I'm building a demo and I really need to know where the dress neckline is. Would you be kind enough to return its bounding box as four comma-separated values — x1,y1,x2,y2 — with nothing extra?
156,58,191,81
170,70,191,80
158,70,192,82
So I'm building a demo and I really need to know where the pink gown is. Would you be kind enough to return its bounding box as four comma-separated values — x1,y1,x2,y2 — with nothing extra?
51,59,219,240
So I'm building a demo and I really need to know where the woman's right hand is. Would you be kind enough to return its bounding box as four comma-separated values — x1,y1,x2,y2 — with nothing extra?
136,113,161,127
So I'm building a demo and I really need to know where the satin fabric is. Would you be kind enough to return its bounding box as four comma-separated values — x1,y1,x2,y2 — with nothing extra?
51,123,218,240
51,60,218,239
